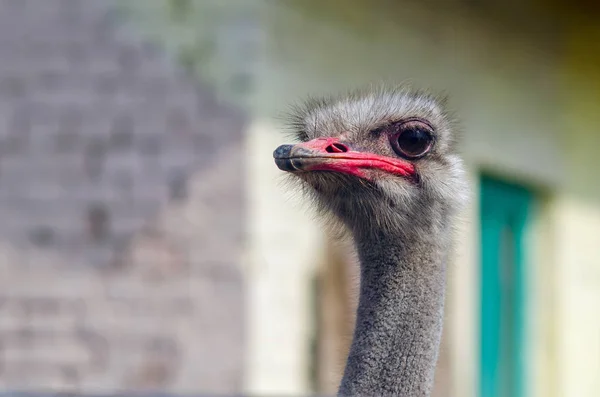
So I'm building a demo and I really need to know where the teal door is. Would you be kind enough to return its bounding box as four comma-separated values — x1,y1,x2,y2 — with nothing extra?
480,176,533,397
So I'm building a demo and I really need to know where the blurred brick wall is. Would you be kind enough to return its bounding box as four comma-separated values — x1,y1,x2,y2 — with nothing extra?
0,0,246,393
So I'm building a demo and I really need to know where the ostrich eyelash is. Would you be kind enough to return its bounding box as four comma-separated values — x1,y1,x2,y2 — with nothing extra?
369,117,436,138
369,126,386,136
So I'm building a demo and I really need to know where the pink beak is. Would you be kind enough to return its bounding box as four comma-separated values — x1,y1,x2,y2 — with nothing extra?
273,137,415,179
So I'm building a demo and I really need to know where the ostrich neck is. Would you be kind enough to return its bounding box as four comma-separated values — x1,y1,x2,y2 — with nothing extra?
338,225,448,397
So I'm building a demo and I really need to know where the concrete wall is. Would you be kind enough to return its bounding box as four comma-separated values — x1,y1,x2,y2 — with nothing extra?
0,0,246,393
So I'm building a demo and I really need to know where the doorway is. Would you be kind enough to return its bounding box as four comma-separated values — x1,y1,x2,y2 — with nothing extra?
480,175,534,397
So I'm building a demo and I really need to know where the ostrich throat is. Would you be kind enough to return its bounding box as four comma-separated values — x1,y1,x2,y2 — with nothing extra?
338,216,449,397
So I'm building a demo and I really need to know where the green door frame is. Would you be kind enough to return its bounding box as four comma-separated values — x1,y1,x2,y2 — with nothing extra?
480,175,533,397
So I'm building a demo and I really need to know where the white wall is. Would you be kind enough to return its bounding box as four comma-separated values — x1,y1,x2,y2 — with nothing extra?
248,1,564,396
245,119,327,394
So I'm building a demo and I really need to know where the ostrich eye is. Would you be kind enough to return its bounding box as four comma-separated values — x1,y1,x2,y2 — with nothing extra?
390,120,434,159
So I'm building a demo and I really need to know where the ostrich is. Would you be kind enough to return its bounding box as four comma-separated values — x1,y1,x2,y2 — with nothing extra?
273,86,468,396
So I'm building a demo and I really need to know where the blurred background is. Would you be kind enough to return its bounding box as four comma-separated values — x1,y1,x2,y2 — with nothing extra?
0,0,598,396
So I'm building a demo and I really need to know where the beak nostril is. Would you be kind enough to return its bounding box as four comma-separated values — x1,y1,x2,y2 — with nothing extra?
326,143,349,153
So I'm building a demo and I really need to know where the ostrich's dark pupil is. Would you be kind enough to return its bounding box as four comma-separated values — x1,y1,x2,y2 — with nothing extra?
397,127,431,156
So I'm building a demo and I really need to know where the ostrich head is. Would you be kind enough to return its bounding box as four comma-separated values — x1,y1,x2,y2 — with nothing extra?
274,86,468,241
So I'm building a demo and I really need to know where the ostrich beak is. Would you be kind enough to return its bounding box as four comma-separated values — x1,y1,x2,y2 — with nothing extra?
273,137,415,179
